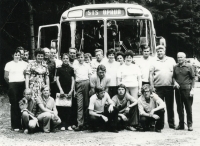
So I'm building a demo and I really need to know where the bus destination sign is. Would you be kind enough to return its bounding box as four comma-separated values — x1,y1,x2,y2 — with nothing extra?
85,9,125,17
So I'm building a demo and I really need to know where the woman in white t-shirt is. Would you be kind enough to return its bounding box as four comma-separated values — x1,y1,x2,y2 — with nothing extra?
103,49,120,97
117,50,142,99
4,50,28,131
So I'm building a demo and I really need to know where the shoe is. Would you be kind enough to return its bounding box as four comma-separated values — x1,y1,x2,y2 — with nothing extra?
188,127,193,131
169,125,175,129
24,129,28,134
126,126,135,131
51,128,59,133
109,128,118,133
67,126,73,131
155,129,161,133
175,125,184,130
43,129,50,133
61,127,65,131
74,126,83,132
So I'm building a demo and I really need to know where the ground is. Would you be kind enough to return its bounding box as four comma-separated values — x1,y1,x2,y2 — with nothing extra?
1,83,200,146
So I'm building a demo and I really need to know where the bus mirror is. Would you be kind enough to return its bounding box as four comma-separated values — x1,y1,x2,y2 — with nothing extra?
156,37,166,47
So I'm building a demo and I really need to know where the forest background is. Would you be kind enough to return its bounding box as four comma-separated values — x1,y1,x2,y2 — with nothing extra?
0,0,200,91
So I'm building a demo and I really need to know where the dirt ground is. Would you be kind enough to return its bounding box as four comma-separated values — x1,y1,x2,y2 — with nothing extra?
1,83,200,146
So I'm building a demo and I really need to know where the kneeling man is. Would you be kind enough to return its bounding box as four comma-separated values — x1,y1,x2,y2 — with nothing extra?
88,87,118,132
138,84,165,132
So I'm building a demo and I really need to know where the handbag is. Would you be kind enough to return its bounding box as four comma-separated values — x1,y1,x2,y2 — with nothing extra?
55,93,72,107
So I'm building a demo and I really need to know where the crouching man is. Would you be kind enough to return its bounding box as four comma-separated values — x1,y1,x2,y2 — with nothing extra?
112,84,138,131
19,89,38,134
88,87,119,132
138,84,165,132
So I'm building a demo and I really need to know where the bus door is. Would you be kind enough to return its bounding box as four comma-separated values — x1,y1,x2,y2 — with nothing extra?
37,24,60,57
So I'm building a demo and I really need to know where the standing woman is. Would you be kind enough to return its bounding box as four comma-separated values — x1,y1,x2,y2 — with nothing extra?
103,49,120,97
117,50,142,98
25,48,49,96
4,49,28,131
56,53,75,131
116,51,125,66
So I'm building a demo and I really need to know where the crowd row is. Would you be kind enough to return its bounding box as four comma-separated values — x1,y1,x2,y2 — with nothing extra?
4,45,195,134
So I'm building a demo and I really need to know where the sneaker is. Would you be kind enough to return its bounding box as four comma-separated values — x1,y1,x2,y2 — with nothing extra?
188,126,193,131
24,129,28,134
61,127,65,131
14,128,20,132
155,129,161,133
67,126,73,131
175,125,184,130
74,126,83,132
126,126,135,131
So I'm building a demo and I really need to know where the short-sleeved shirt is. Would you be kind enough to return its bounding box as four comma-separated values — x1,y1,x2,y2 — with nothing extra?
103,61,120,86
91,58,107,73
90,74,110,89
4,60,28,82
173,63,195,89
88,92,113,113
57,64,75,93
117,64,141,87
36,95,55,116
138,93,164,115
74,62,92,82
150,56,176,86
112,93,137,113
137,57,154,82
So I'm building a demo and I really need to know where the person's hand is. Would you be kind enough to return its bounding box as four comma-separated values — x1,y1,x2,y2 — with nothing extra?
174,82,180,89
60,89,64,94
89,89,95,97
152,86,156,93
138,89,142,96
101,115,108,122
124,107,130,114
68,91,73,97
54,76,57,82
190,88,194,97
120,114,128,121
152,114,160,120
19,99,28,110
108,105,114,113
150,109,155,115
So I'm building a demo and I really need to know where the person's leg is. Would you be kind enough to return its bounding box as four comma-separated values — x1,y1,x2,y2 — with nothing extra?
37,112,52,132
57,106,66,129
108,86,117,99
182,89,193,128
127,105,138,126
51,115,61,129
127,87,138,99
154,109,165,130
140,116,152,131
75,82,84,128
70,91,77,126
89,114,105,131
175,89,185,127
21,111,30,129
164,86,175,128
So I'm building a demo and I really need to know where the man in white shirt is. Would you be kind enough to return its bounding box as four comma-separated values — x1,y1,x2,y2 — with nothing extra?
88,87,118,132
137,46,153,85
73,52,92,131
92,49,107,73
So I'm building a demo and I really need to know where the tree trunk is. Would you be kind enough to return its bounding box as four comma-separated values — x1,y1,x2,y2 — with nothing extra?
28,2,35,59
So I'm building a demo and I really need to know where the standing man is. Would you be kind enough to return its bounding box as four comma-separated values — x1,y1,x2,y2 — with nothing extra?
173,52,195,131
89,65,110,96
92,49,107,73
137,45,153,85
69,47,78,67
150,45,176,129
24,50,30,62
50,48,62,68
73,52,92,131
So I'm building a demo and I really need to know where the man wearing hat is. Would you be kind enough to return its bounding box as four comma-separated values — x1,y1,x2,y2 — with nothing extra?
149,45,176,129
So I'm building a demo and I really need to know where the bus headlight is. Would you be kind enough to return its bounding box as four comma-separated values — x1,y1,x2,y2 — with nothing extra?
68,10,83,18
127,8,143,16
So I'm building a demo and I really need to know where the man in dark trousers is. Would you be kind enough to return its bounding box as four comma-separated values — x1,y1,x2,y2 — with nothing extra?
173,52,195,131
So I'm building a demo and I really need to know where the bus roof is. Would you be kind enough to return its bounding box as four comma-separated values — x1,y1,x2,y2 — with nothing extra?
61,3,152,21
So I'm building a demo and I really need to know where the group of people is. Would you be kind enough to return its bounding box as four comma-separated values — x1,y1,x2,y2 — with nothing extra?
4,44,195,134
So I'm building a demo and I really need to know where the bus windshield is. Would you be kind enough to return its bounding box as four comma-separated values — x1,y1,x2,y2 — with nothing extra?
60,19,153,56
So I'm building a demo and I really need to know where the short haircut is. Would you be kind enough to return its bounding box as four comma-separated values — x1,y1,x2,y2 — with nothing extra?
141,84,152,94
35,48,45,57
16,46,25,51
117,84,127,93
97,64,106,72
50,47,58,53
177,52,186,58
95,49,103,55
95,87,105,94
24,50,29,54
43,47,50,52
84,53,92,61
156,45,166,52
61,53,70,59
23,88,33,96
13,49,21,55
76,52,84,58
141,45,150,52
106,49,115,57
116,51,124,59
69,47,78,53
124,50,134,58
41,85,49,92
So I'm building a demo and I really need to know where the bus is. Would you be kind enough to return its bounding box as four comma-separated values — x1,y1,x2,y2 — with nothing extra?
37,3,166,60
